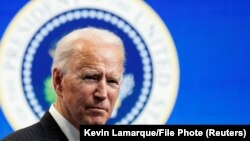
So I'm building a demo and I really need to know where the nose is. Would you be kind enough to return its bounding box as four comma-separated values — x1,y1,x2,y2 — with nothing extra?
94,79,108,100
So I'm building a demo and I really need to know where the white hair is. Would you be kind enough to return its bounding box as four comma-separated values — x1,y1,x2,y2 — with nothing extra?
51,27,125,74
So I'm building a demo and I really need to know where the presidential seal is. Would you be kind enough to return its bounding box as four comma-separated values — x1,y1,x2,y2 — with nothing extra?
0,0,179,130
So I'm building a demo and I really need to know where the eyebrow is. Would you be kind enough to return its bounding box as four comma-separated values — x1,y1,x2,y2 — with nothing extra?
82,69,122,81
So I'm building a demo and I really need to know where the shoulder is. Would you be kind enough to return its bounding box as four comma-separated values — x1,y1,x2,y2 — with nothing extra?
1,122,45,141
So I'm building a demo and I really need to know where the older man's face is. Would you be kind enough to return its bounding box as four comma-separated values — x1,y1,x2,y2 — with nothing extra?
59,40,124,126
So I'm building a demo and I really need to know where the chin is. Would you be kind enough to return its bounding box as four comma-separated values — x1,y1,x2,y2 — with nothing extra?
81,117,107,125
90,119,106,125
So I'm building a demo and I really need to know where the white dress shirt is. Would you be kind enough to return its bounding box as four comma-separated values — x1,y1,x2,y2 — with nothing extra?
49,105,80,141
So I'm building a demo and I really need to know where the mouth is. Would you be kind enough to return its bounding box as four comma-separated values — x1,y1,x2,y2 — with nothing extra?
86,106,108,114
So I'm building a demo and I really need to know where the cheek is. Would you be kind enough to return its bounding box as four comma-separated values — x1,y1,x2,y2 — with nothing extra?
108,89,120,106
64,85,92,116
63,80,89,105
66,84,92,103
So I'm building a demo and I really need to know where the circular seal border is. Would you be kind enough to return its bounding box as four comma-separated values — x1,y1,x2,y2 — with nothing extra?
22,8,153,124
0,0,179,129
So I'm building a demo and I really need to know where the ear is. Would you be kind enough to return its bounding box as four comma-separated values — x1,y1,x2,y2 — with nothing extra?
52,68,63,97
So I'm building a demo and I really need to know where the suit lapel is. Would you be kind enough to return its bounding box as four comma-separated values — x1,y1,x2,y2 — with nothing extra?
40,111,68,141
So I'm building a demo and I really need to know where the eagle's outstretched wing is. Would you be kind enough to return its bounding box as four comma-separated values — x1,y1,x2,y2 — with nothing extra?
111,74,135,118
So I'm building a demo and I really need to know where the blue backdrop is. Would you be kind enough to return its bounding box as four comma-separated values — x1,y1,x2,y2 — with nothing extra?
1,0,250,139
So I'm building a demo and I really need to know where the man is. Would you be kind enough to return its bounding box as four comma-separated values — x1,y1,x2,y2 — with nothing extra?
2,27,125,141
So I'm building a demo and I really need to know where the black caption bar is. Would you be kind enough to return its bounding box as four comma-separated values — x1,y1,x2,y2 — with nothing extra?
80,125,249,140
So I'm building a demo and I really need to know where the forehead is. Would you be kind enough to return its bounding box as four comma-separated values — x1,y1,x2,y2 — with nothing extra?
69,40,124,73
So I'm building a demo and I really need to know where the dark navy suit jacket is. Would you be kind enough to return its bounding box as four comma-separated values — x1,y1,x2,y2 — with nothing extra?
1,111,68,141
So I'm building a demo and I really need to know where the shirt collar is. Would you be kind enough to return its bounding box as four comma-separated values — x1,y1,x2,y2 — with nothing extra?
49,105,80,141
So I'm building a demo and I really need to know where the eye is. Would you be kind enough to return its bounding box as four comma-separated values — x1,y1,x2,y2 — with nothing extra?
84,75,97,81
107,79,119,86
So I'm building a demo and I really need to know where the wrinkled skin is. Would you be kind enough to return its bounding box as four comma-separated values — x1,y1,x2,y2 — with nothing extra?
53,39,124,129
